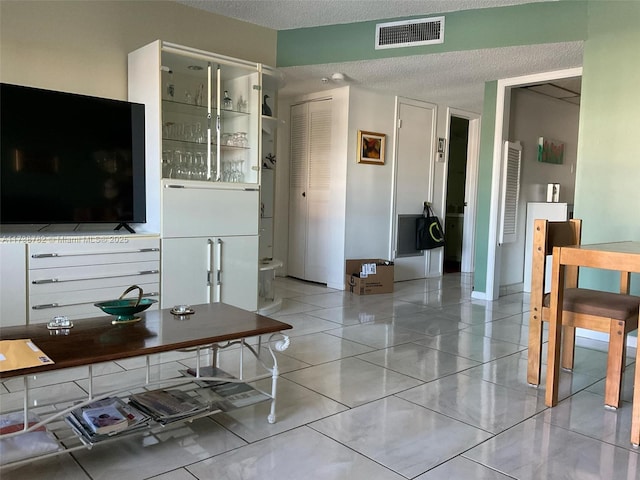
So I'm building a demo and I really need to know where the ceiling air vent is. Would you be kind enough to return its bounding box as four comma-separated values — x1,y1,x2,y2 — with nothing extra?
375,16,445,50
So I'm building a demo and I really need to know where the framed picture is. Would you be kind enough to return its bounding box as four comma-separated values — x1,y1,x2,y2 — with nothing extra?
537,137,565,164
357,130,386,165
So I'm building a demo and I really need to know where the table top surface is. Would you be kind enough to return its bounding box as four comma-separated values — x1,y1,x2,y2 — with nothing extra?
562,240,640,254
0,303,292,378
554,240,640,272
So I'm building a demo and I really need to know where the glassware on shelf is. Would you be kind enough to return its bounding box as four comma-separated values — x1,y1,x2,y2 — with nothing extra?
237,95,248,113
194,84,204,106
223,90,233,110
237,160,245,183
237,132,248,148
162,150,172,178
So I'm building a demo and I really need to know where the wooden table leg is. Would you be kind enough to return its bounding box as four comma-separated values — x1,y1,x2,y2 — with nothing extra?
545,247,564,407
632,307,640,446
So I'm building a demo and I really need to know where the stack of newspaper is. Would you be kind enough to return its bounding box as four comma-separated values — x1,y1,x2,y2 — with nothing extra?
128,389,209,425
183,366,271,411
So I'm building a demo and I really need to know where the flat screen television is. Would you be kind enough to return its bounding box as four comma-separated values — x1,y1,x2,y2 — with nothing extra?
0,83,146,228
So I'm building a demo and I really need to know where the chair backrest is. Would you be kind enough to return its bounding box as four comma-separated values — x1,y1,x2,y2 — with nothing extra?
530,219,582,314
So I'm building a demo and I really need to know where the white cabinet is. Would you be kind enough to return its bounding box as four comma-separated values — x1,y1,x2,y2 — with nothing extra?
129,41,279,311
0,243,27,327
0,236,160,326
27,237,160,323
160,186,259,311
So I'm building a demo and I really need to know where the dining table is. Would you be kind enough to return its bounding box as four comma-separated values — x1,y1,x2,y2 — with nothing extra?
544,241,640,446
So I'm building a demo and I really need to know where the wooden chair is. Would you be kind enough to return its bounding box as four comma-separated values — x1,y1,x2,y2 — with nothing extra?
527,219,640,408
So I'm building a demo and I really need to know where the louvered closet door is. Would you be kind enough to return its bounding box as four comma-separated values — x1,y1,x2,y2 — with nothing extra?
288,99,332,283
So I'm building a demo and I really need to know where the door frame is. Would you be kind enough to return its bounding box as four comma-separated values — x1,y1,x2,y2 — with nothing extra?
478,66,582,300
442,107,481,273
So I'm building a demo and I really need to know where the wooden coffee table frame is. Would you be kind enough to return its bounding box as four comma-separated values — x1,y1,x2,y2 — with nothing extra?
0,303,292,467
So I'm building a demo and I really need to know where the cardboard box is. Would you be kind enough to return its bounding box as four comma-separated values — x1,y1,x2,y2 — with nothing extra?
345,259,394,295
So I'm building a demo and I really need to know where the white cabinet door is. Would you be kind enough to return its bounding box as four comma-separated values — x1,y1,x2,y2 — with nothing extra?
0,243,27,326
162,186,259,238
161,235,258,311
216,235,259,312
161,237,211,308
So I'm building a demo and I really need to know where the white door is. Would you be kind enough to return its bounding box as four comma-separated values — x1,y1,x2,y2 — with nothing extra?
392,98,437,281
288,99,332,283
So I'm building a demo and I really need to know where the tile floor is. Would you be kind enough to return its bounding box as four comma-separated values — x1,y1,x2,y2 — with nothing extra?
2,274,639,479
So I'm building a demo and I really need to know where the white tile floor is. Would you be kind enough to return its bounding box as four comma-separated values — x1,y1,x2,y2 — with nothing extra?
2,274,639,479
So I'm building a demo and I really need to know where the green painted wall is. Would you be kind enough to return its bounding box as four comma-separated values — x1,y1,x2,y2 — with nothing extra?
574,0,640,294
472,81,498,294
276,0,640,298
277,2,587,66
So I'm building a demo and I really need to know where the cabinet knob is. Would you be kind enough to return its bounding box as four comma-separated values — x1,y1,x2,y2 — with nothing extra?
302,192,306,197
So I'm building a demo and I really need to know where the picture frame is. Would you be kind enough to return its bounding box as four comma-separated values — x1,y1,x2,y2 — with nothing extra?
537,137,565,164
357,130,386,165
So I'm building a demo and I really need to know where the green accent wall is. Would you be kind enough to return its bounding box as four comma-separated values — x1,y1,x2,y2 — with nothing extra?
574,0,640,294
472,81,498,294
277,2,587,67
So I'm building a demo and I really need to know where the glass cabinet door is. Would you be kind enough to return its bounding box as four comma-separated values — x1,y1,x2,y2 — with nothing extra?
216,61,260,185
160,48,259,185
160,51,213,182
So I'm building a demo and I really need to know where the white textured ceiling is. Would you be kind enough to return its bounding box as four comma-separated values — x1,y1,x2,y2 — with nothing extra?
178,0,552,30
177,0,581,112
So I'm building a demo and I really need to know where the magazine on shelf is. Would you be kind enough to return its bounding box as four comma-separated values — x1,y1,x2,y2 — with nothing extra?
65,396,149,442
183,366,271,411
128,389,209,424
82,403,128,435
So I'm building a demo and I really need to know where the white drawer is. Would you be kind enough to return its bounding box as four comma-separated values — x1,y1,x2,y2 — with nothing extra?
29,261,160,295
28,237,160,269
28,282,159,323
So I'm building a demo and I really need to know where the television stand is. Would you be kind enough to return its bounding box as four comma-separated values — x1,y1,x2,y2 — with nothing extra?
114,222,136,234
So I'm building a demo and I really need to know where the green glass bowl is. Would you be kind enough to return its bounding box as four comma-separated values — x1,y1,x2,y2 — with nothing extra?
95,285,157,324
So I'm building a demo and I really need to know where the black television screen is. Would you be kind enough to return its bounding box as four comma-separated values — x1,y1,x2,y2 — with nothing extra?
0,83,146,225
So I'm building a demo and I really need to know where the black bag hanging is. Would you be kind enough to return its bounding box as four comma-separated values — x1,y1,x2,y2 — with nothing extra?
416,203,445,250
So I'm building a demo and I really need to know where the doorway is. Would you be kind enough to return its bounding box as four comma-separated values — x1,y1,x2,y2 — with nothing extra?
444,116,469,273
442,108,480,275
480,67,582,301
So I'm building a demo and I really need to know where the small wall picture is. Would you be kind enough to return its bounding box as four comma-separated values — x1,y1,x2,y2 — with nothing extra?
357,130,386,165
538,137,565,164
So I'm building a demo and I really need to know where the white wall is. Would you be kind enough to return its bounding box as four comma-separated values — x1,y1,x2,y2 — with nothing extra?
344,89,396,259
275,86,455,288
274,87,349,290
500,87,579,286
0,1,276,100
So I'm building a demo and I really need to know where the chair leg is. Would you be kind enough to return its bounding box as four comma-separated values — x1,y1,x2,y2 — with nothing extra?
561,325,576,370
527,316,544,385
604,321,625,409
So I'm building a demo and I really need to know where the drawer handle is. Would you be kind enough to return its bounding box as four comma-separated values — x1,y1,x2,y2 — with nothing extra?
32,293,158,310
32,303,60,310
31,248,159,258
32,270,160,284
